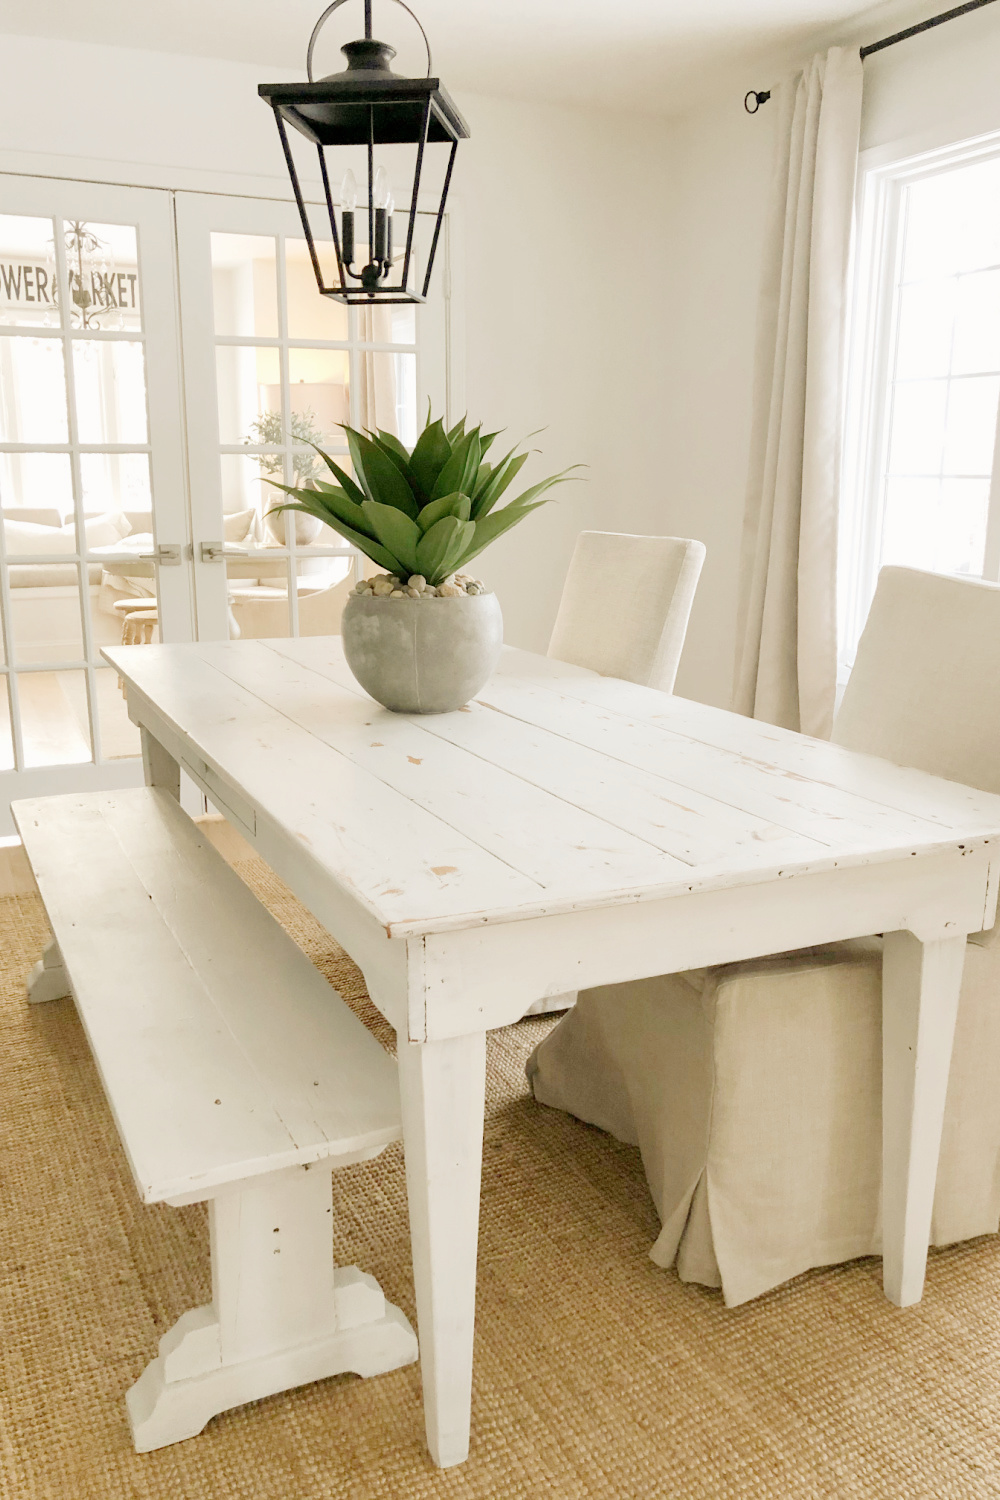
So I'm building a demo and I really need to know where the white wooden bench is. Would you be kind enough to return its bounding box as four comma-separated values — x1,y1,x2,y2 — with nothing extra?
12,787,417,1453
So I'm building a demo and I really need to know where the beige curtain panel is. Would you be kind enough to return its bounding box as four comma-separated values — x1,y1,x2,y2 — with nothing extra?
733,47,863,739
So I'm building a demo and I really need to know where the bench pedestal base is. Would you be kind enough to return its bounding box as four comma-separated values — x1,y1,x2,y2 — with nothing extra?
127,1279,417,1452
126,1164,418,1451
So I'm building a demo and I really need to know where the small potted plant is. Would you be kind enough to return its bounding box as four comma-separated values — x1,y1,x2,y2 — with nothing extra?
245,409,325,545
268,411,578,712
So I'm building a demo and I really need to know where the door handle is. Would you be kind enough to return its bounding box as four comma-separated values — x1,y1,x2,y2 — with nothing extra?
132,543,183,565
200,542,249,563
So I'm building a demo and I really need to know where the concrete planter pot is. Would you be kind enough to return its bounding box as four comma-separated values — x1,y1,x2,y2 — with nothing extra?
341,591,504,713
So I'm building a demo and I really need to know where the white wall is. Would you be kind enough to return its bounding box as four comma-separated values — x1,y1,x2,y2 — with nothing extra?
647,0,1000,706
0,36,297,186
631,94,776,706
10,10,997,699
450,98,673,648
0,33,674,654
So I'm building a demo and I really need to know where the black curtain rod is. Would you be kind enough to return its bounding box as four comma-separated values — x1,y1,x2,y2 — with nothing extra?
861,0,998,58
745,0,999,111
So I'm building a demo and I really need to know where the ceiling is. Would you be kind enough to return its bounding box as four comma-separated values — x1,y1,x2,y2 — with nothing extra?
4,0,912,113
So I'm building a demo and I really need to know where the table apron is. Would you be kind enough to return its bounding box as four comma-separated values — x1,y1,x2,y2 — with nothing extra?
409,845,996,1042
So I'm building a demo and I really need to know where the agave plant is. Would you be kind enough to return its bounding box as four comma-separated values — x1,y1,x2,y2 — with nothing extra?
266,410,579,587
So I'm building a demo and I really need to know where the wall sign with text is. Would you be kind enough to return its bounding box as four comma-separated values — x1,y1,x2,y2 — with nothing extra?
0,258,140,322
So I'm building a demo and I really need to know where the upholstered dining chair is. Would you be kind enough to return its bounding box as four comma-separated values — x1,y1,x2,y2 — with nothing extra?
526,530,706,1017
528,566,1000,1304
547,531,706,693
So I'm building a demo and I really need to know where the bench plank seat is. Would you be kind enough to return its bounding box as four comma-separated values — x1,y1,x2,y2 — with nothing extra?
13,787,400,1204
13,787,417,1452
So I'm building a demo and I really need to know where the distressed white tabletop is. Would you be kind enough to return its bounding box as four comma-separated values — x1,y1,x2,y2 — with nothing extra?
103,637,1000,940
104,636,1000,1470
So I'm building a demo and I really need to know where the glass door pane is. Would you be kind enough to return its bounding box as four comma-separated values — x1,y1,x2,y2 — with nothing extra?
0,176,192,831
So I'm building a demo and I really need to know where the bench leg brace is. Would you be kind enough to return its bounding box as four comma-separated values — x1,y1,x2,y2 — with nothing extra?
125,1163,418,1452
26,942,71,1005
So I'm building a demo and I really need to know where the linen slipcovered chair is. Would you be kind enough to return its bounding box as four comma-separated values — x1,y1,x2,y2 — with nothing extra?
528,530,706,1017
547,531,706,694
528,567,1000,1305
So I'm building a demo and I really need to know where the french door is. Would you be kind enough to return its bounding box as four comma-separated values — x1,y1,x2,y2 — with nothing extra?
0,174,450,831
0,176,190,830
174,190,448,644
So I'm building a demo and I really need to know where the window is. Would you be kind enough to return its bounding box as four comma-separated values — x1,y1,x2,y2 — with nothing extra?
174,190,446,646
208,228,418,639
840,136,1000,677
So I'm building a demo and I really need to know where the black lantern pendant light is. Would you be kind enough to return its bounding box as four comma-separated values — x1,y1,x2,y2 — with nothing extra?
259,0,469,306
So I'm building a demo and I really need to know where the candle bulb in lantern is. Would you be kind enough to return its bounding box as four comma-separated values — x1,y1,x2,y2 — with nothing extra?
373,165,392,266
340,169,357,267
386,193,394,266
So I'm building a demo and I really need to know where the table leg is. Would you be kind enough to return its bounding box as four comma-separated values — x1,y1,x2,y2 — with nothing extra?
140,725,181,801
397,1031,486,1468
881,930,967,1307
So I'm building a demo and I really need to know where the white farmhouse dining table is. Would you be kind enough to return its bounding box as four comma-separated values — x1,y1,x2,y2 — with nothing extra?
105,635,1000,1468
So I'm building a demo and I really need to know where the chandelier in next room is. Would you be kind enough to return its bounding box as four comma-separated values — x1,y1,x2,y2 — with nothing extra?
258,0,469,306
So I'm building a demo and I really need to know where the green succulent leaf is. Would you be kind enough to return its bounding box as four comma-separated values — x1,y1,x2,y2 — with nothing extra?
417,491,472,533
259,407,583,588
361,501,421,577
265,479,378,540
460,431,483,497
432,428,482,501
471,448,530,518
415,515,475,584
311,446,368,507
408,417,452,500
343,425,419,518
375,428,411,464
452,500,551,570
362,429,413,483
442,520,478,577
506,467,584,511
455,468,582,570
268,500,404,574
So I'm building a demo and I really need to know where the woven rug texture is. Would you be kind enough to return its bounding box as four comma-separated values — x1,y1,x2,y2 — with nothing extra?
2,856,1000,1499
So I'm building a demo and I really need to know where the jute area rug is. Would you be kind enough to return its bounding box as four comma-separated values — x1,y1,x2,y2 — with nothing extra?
3,859,1000,1500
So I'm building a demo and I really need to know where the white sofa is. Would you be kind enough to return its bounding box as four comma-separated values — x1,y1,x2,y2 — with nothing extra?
3,508,141,662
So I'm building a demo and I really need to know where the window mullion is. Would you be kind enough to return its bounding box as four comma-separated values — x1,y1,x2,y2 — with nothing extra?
52,211,102,765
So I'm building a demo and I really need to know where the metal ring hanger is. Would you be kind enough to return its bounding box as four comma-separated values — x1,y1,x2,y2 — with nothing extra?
306,0,433,81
